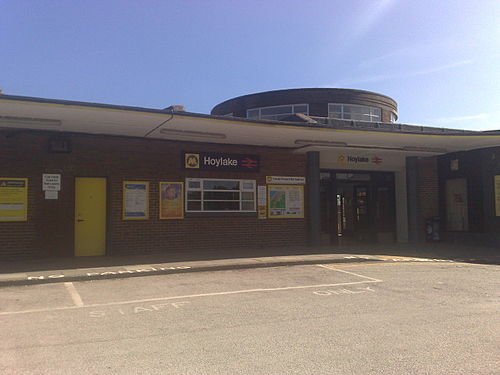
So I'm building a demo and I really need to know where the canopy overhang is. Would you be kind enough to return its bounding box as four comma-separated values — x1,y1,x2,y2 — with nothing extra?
1,95,499,159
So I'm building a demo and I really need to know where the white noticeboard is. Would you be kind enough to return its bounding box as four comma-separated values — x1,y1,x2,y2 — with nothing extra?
257,186,267,206
42,174,61,191
123,181,149,220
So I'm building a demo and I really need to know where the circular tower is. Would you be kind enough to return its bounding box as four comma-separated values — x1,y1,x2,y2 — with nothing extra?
211,88,398,123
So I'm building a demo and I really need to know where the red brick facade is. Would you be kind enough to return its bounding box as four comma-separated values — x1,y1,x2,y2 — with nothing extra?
0,130,307,259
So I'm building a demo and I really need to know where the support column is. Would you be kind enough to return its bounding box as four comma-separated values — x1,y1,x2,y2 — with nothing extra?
307,151,321,246
406,156,419,243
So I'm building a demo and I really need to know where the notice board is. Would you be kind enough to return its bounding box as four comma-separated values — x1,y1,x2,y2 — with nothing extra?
268,185,304,218
123,181,149,220
159,182,184,219
0,178,28,221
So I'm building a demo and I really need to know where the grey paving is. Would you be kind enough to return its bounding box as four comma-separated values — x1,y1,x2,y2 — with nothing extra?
0,253,384,286
1,242,498,287
1,262,498,374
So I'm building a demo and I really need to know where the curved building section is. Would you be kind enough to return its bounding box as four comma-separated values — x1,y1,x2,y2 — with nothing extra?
211,88,398,123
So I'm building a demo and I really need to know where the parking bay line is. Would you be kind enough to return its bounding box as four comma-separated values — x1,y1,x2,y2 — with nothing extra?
0,279,381,317
316,264,382,282
320,262,468,269
64,282,84,307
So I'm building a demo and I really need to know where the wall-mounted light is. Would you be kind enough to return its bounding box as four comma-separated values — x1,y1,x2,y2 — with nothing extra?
0,115,62,128
48,137,72,153
295,140,348,147
159,128,227,140
402,146,447,153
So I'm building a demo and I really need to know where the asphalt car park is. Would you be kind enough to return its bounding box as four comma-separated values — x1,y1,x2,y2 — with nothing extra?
1,261,498,375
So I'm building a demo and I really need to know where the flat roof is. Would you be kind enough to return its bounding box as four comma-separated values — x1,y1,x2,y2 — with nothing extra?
1,93,496,137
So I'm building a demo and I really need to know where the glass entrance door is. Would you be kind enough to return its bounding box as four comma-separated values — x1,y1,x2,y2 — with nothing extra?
320,171,396,245
336,182,372,243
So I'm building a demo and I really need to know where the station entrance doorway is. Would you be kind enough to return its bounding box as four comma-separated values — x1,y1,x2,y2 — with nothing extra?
320,171,396,245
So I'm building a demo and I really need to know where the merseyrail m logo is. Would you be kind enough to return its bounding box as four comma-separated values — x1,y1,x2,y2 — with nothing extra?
185,153,200,169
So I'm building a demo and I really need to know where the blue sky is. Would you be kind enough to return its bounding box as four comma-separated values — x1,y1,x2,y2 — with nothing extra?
1,0,499,130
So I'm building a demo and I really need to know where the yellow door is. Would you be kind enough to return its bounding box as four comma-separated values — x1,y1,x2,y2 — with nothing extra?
75,178,106,256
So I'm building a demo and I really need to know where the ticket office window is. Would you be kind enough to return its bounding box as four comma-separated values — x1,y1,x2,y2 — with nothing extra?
186,178,256,212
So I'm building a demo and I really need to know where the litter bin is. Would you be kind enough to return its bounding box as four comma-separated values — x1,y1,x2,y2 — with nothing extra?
425,216,440,241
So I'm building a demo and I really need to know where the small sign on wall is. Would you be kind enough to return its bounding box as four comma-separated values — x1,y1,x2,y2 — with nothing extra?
257,185,267,219
42,174,61,191
258,186,267,205
258,206,267,219
266,176,305,185
45,191,58,200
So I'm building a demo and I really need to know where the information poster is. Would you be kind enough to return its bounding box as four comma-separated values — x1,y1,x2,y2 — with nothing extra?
159,182,184,219
257,185,267,219
0,178,28,221
123,181,149,220
268,185,304,219
495,175,500,217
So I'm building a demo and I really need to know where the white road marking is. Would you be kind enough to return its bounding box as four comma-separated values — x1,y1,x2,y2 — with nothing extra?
89,301,192,318
316,264,382,282
63,282,84,307
313,286,376,295
0,279,381,316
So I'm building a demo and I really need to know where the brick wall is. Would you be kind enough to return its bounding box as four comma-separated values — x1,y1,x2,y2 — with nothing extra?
0,130,307,259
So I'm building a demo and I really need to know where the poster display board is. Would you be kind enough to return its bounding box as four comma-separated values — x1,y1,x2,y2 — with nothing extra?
0,178,28,221
495,175,500,217
268,185,304,219
123,181,149,220
159,182,184,219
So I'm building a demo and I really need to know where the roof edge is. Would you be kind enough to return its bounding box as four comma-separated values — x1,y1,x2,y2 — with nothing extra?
1,93,496,137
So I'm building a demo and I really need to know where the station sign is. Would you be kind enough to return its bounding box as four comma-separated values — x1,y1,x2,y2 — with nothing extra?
183,152,259,172
337,154,383,165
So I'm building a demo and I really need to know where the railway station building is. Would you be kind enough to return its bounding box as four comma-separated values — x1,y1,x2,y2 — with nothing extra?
0,88,498,259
